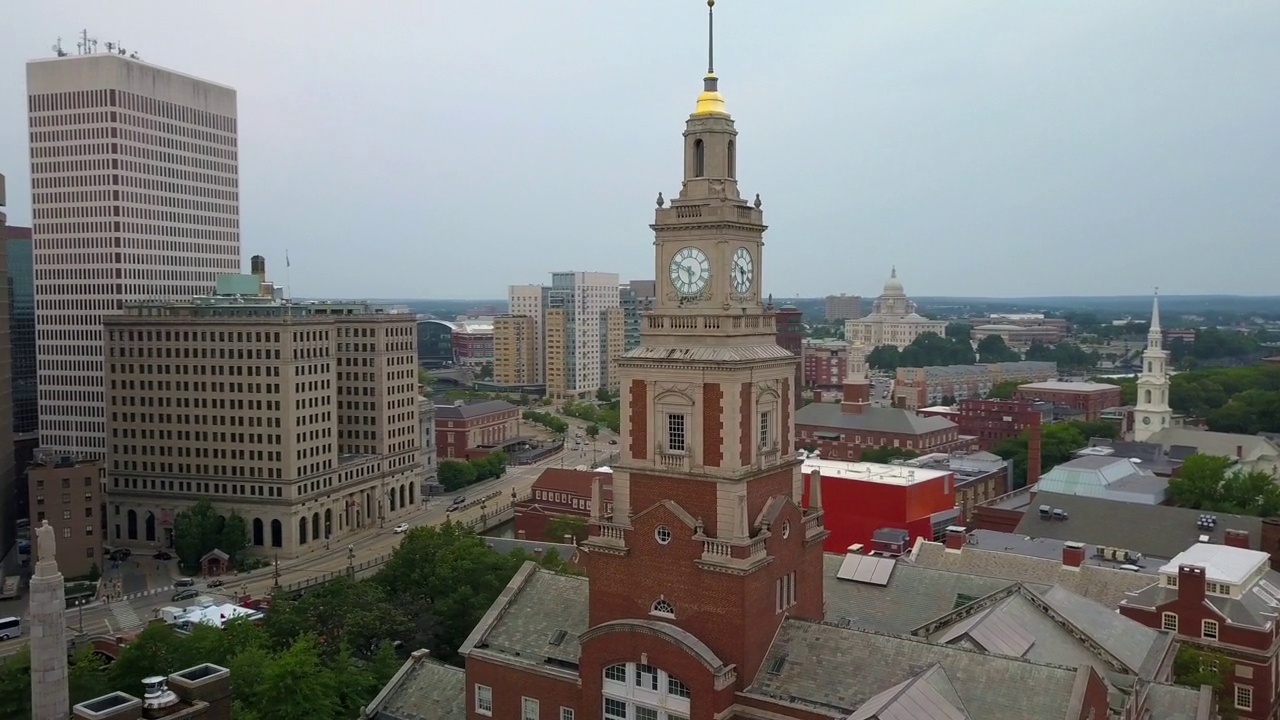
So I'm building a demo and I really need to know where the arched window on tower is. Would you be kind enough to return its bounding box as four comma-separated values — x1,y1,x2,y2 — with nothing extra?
693,139,705,177
602,663,691,720
727,139,736,178
651,597,675,618
1144,389,1152,404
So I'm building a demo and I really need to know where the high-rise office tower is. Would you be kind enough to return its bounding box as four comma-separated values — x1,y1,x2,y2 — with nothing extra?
619,280,655,352
544,272,621,400
0,177,15,562
4,225,35,436
27,52,240,457
507,284,546,382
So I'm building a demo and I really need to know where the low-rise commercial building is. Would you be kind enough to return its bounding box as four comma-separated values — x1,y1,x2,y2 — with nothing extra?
104,267,424,558
894,361,1056,410
28,451,103,578
901,450,1010,519
449,318,495,368
433,400,519,460
512,468,612,543
972,323,1062,348
1015,380,1123,421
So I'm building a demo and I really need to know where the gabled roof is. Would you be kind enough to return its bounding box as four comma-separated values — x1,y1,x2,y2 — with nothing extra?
1012,491,1263,560
532,468,613,497
747,619,1089,720
846,664,970,720
365,652,466,720
909,538,1156,608
434,399,517,419
796,403,957,436
1033,456,1167,504
459,563,589,671
1147,427,1280,464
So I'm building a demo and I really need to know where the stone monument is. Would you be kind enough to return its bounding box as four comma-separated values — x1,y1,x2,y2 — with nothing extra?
30,519,70,719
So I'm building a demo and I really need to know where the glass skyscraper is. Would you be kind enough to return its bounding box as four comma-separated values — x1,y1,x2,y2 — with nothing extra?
5,233,35,435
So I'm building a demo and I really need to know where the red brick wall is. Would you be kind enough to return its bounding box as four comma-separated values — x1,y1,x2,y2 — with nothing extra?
629,380,647,460
703,383,723,468
739,383,752,466
628,471,720,536
781,378,792,454
1074,667,1114,720
466,656,581,720
579,629,737,720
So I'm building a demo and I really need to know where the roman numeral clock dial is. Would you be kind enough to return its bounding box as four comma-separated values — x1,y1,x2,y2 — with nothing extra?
669,246,711,296
731,247,754,294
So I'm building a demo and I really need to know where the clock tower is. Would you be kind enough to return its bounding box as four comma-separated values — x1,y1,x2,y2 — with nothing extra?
579,3,828,713
1133,290,1172,442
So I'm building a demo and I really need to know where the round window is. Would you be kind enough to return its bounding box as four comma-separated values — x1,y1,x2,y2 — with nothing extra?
655,525,672,545
782,520,791,539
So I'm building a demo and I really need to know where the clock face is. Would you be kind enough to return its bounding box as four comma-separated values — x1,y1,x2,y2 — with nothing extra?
669,246,711,296
731,247,754,294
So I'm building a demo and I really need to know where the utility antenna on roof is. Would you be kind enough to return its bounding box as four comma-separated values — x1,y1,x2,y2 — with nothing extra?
52,37,68,57
76,29,98,55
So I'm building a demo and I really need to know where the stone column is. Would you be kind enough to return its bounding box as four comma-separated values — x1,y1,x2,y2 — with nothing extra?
30,522,70,719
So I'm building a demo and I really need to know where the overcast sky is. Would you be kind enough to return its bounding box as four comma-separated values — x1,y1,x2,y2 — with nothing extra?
2,1,1277,300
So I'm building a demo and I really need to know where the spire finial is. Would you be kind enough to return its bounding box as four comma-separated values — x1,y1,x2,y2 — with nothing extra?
707,0,715,75
891,265,897,279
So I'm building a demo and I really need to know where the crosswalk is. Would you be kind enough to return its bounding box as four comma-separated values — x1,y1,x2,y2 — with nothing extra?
109,600,144,632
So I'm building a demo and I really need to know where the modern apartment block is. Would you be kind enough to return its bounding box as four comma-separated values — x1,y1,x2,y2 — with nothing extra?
27,52,240,458
102,264,422,557
511,272,623,400
619,279,655,352
491,314,538,385
824,293,862,321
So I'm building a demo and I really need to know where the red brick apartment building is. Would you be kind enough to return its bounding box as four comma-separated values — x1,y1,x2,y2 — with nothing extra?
1015,381,1123,421
800,339,847,390
894,361,1056,410
774,305,804,408
434,400,519,459
1120,542,1280,719
954,398,1047,451
514,468,614,542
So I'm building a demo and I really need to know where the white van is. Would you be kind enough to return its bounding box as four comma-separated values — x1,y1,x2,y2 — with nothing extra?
0,616,21,640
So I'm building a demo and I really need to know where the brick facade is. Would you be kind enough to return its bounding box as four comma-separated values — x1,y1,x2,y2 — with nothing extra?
703,383,723,468
434,401,520,460
1015,383,1123,421
628,380,647,461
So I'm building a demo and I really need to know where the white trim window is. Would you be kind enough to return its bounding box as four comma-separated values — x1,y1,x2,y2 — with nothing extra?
475,684,493,717
1202,619,1219,640
1235,684,1253,711
561,707,575,720
1161,612,1178,632
758,410,772,449
602,662,691,720
775,571,797,613
523,697,540,720
667,413,686,453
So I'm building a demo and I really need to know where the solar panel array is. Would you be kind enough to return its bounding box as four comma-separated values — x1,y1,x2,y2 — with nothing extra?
835,553,897,586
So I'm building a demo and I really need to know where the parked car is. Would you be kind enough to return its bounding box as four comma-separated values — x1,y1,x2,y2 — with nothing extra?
153,551,172,561
447,496,466,512
392,522,410,534
608,439,618,445
108,548,132,562
174,578,195,588
171,589,199,602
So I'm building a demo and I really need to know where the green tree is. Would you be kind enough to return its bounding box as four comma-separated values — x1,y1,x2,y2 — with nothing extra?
437,459,477,491
417,367,435,388
595,387,614,402
172,499,248,574
945,322,972,342
263,576,410,660
546,514,589,543
0,645,31,719
859,446,920,464
471,451,508,482
585,423,600,439
976,334,1020,363
866,345,901,371
1167,453,1280,517
1172,646,1238,719
987,380,1020,400
255,635,343,720
523,410,569,434
69,646,112,704
992,422,1090,489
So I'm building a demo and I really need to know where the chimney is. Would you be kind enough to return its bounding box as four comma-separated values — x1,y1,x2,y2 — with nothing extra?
1025,411,1043,487
1237,445,1244,459
1263,518,1280,572
807,468,823,510
1224,529,1250,549
590,477,603,521
516,529,526,540
944,525,967,552
1062,541,1086,569
1178,564,1206,605
813,390,823,403
168,664,231,720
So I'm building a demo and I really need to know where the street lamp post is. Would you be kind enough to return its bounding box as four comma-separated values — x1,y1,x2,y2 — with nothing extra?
347,544,355,577
271,555,281,591
76,598,85,634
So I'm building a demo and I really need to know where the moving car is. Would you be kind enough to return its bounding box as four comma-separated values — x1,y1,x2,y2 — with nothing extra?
608,439,618,445
153,550,172,561
174,578,195,588
393,522,410,534
206,579,225,589
447,496,467,512
108,548,131,562
171,588,199,602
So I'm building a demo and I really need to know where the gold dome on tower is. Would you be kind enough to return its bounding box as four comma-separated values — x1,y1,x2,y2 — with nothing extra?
691,0,729,116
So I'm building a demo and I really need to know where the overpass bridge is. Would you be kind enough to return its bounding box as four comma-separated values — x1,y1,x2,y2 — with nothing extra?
426,367,473,385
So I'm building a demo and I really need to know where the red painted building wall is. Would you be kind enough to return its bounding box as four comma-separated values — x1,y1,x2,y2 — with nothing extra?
799,465,956,553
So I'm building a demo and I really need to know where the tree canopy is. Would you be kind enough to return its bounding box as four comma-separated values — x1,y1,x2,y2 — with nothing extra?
976,334,1021,363
562,400,620,434
991,420,1118,489
1024,341,1099,370
866,332,975,371
1167,363,1280,434
546,514,589,544
173,499,248,573
437,452,508,492
1166,453,1280,517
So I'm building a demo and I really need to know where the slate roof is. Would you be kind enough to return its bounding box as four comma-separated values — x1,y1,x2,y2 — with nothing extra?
460,563,589,671
434,399,517,420
1143,683,1213,720
909,538,1157,608
367,652,466,720
822,553,1018,633
846,664,970,720
746,619,1088,720
1033,585,1169,678
1147,427,1280,465
1013,491,1264,559
796,403,957,436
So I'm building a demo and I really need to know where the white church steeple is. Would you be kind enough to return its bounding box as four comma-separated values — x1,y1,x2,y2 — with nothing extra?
1133,289,1172,442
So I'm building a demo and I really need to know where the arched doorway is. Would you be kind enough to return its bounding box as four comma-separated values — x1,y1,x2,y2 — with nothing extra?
144,512,156,542
252,518,264,546
271,519,283,548
127,510,138,540
399,484,406,510
299,516,308,545
323,509,332,540
409,483,416,506
311,512,320,541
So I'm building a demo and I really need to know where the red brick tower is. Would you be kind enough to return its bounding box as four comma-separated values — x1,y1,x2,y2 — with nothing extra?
840,343,871,414
579,4,829,719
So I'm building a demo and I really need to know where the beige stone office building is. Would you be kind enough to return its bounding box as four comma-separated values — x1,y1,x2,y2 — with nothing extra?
507,285,545,381
492,315,538,385
508,273,625,399
26,53,240,458
102,268,423,557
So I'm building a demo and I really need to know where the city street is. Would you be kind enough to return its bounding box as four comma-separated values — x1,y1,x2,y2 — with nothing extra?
0,416,618,660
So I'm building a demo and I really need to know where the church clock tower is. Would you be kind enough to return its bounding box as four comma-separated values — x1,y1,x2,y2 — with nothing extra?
578,4,828,716
1133,291,1172,442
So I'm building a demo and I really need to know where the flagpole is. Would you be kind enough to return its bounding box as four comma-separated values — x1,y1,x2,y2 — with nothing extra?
285,250,293,301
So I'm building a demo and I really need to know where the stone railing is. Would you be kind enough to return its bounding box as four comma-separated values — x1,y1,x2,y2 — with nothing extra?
657,451,689,472
593,522,628,543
